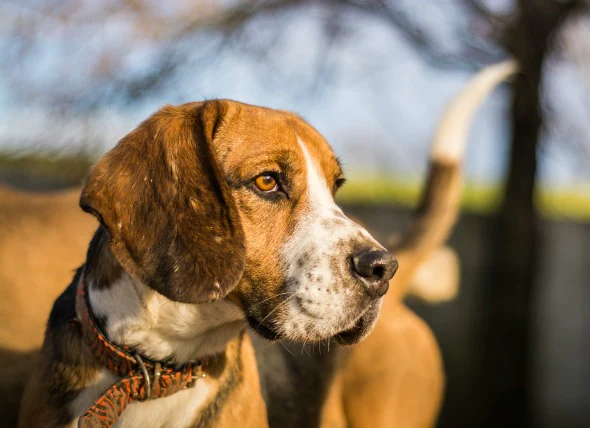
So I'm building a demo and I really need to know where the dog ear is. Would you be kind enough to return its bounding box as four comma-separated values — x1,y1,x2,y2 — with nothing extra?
80,101,245,304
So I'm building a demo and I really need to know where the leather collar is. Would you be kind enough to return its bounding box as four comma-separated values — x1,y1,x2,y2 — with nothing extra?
73,272,208,427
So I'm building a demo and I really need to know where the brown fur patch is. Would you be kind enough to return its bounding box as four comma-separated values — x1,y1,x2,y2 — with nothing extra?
85,227,123,291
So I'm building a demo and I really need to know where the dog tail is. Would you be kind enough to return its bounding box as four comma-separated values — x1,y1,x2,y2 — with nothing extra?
390,60,518,300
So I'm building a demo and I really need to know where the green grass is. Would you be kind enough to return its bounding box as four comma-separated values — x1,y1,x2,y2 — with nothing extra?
537,189,590,221
337,175,590,221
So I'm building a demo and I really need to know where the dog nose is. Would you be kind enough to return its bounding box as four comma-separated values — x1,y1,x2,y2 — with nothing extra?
350,249,398,298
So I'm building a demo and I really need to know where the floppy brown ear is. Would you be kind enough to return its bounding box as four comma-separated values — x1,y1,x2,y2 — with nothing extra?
80,101,245,304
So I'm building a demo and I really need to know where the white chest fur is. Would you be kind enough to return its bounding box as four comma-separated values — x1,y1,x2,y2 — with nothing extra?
88,273,245,364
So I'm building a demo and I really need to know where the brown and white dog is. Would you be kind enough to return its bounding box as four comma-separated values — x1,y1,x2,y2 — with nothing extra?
20,99,398,427
14,60,517,427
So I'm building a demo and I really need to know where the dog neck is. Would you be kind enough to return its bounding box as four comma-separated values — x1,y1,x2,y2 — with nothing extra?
83,228,246,365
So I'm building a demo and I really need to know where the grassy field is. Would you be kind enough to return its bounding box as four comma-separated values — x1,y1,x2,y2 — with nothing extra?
337,174,590,221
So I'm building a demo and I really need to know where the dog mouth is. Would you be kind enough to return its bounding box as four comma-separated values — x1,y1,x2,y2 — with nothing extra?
247,304,379,345
327,299,381,346
246,315,283,341
334,313,372,345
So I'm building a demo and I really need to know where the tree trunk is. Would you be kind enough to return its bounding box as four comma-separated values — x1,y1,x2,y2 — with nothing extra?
481,1,581,427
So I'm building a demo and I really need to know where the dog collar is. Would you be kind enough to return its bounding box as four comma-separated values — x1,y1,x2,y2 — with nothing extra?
73,273,208,428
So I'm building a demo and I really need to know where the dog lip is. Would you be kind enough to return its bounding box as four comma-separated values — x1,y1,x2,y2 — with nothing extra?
334,312,370,346
246,315,282,341
334,324,363,345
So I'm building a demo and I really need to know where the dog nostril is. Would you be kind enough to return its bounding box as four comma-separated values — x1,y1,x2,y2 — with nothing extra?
372,266,384,279
350,249,397,297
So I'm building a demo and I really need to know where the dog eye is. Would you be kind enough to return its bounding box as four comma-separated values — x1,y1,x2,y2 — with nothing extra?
334,177,346,192
254,175,278,192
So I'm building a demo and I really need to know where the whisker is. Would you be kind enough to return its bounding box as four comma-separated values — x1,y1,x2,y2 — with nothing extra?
278,340,295,357
251,292,292,307
256,293,297,327
286,304,334,356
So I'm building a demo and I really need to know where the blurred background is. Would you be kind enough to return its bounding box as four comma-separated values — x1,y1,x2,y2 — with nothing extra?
1,0,589,427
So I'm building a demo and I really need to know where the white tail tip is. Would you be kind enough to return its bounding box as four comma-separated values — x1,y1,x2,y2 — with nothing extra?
430,59,519,164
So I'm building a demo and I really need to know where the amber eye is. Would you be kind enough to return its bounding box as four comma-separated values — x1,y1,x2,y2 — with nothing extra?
254,175,278,192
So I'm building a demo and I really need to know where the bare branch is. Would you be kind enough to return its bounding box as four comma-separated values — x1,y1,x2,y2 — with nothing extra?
0,0,513,115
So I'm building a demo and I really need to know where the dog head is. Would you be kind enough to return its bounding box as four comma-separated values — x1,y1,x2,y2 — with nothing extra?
81,100,397,345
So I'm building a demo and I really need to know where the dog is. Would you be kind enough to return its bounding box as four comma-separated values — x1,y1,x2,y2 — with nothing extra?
13,59,516,427
19,99,399,427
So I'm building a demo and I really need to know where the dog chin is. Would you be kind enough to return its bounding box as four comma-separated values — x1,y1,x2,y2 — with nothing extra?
333,306,380,346
247,301,382,345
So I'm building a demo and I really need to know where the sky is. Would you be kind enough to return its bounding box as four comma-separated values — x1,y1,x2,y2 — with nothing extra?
0,1,588,190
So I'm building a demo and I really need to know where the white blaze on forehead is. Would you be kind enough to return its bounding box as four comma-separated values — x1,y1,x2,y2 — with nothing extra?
296,137,341,215
296,136,375,242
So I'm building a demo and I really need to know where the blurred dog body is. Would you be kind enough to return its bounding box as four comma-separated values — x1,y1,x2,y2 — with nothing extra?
0,187,97,351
